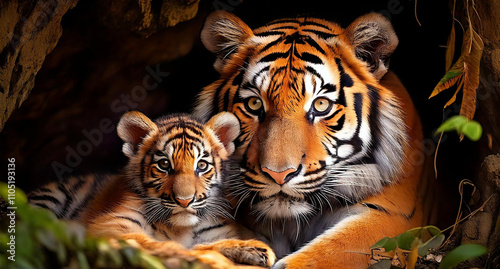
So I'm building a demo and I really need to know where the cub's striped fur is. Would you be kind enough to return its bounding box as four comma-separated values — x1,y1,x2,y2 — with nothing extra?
194,11,431,268
29,111,276,267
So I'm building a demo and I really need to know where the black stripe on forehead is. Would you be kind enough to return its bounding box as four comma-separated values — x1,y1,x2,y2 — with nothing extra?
163,132,202,150
300,20,332,30
304,37,326,54
266,19,301,26
259,36,285,54
172,138,202,160
258,52,289,63
160,121,204,137
255,31,285,37
271,25,297,30
302,29,338,39
294,51,323,64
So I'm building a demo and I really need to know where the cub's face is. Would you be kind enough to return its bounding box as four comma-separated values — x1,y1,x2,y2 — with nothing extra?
117,112,239,227
195,12,408,221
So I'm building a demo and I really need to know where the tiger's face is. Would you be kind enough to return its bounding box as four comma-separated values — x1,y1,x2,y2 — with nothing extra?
195,12,409,221
117,112,239,227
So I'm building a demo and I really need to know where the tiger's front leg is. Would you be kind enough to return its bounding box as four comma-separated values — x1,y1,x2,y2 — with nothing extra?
123,233,276,268
272,205,421,269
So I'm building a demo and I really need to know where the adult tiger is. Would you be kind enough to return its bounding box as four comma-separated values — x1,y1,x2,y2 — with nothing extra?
194,11,431,268
29,111,276,268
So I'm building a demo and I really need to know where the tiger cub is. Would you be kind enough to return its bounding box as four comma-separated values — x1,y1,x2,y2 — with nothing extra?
29,111,275,267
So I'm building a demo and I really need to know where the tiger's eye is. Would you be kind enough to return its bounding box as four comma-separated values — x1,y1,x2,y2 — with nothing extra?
313,98,331,113
197,160,209,172
157,159,170,172
246,97,263,113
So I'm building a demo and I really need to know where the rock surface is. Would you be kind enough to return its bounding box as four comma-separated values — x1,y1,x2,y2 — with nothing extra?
0,0,78,132
97,0,202,36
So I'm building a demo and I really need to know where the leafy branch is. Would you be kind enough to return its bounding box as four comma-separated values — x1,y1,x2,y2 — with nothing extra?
368,225,487,269
429,0,484,141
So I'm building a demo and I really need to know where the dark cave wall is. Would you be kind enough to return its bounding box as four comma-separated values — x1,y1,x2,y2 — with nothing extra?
0,0,78,132
0,0,210,189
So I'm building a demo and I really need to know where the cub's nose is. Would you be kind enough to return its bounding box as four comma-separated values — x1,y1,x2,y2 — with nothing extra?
175,196,194,208
262,167,298,185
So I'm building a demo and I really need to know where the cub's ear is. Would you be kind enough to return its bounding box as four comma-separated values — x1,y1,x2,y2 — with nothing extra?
201,11,253,73
205,112,240,157
117,111,158,158
345,13,398,80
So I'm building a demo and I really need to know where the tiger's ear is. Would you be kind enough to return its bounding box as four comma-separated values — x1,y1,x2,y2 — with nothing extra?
345,13,398,80
205,112,240,157
117,111,158,158
201,11,253,73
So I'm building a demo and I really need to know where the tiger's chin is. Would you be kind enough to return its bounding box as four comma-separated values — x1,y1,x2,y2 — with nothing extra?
253,196,313,220
168,208,200,227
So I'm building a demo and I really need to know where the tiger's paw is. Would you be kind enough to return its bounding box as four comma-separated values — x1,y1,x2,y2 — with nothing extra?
194,239,276,267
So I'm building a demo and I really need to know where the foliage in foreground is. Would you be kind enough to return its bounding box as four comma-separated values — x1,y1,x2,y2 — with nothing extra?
0,183,166,269
368,225,487,269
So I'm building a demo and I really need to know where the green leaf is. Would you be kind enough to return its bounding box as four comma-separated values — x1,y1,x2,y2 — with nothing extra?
367,259,392,269
422,225,442,236
138,252,166,269
12,258,36,269
120,246,141,265
0,183,28,205
76,251,90,269
460,120,482,141
439,70,463,85
384,239,396,251
396,230,419,251
97,240,123,268
438,244,487,269
430,69,464,99
418,233,445,256
435,115,468,135
372,237,398,252
55,239,67,265
36,230,58,252
372,237,391,248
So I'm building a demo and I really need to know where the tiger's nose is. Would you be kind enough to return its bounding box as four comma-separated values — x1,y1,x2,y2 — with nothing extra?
262,167,298,185
175,196,194,208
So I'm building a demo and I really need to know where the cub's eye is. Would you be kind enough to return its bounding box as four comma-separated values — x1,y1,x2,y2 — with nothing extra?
156,159,171,172
196,160,210,173
245,97,263,114
313,97,333,115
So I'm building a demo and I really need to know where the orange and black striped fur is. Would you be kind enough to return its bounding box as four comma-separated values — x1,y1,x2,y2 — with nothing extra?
29,111,276,267
194,11,430,268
